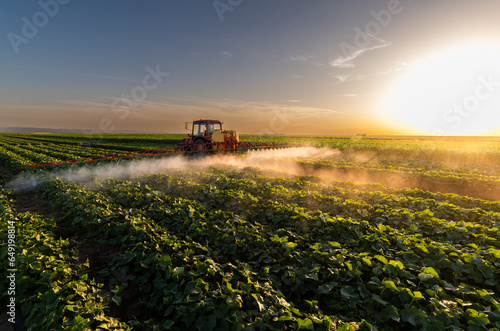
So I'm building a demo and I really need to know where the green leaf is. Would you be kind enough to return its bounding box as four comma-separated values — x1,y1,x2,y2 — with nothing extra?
297,318,315,330
383,280,399,292
65,305,76,312
416,244,429,253
188,205,195,218
362,257,372,266
465,309,490,327
422,267,439,279
488,310,500,322
374,255,388,264
341,286,358,300
418,273,433,282
74,315,87,325
185,282,201,296
329,241,341,248
173,267,185,276
283,242,297,250
487,248,500,259
378,305,400,322
278,315,294,322
401,309,427,326
371,294,388,306
112,295,121,305
194,315,217,331
358,319,373,331
318,282,337,294
252,294,265,312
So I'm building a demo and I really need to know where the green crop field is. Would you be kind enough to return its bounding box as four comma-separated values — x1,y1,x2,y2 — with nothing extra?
1,133,499,330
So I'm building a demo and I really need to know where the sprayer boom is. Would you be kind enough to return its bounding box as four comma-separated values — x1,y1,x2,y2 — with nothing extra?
19,140,299,169
19,119,301,169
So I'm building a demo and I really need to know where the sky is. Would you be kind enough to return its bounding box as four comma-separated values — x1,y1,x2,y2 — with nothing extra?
1,0,500,136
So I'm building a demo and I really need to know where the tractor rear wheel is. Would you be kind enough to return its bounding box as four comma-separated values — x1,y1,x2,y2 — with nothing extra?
193,138,211,155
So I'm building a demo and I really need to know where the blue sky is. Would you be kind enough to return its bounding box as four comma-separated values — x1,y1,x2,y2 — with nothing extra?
1,0,500,135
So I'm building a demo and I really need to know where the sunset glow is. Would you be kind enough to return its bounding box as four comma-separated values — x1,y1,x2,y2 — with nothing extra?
1,1,500,135
380,42,500,135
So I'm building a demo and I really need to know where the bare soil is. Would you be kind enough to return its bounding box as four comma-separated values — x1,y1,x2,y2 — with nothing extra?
14,191,62,219
0,312,15,331
0,166,13,177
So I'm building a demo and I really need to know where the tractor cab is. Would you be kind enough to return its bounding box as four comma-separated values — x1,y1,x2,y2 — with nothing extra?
177,118,238,153
191,119,223,138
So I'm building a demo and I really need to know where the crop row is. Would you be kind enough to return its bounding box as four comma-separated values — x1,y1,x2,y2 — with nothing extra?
0,138,140,172
0,145,33,171
40,178,340,330
88,176,500,329
3,168,499,329
0,137,129,159
0,189,129,330
6,133,183,150
205,167,500,213
152,166,499,219
133,172,499,250
298,159,500,188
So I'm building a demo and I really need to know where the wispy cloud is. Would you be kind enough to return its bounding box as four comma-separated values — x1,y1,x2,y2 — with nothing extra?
331,74,361,82
1,96,351,133
289,55,313,62
374,61,409,75
329,36,391,69
161,97,349,118
288,54,322,66
333,75,350,82
218,51,233,58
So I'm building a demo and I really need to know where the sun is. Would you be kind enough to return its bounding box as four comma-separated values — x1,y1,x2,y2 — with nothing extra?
380,41,500,135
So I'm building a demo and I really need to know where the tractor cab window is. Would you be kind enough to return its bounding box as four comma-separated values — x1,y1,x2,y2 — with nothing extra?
193,123,207,136
208,123,221,134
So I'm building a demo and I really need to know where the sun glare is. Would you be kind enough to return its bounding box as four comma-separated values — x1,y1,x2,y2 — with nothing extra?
380,42,500,135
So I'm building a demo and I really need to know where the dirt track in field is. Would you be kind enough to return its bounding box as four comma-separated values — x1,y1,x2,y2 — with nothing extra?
7,186,148,328
14,191,62,220
0,166,13,177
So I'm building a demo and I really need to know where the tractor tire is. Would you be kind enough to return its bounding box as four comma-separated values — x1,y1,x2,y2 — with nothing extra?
193,138,211,155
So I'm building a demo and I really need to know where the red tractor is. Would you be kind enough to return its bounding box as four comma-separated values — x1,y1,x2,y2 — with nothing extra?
19,118,297,169
176,118,239,153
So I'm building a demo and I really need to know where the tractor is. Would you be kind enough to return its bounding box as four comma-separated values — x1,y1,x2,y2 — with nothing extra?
20,118,297,169
176,118,239,153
